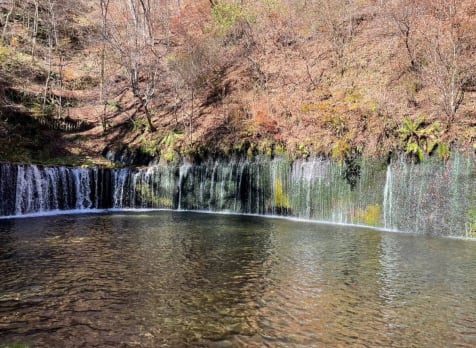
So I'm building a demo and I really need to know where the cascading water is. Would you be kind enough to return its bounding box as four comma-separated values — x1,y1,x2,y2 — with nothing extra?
0,153,474,237
382,154,475,236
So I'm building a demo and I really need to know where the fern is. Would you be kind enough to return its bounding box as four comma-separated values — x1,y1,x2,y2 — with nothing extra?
406,142,424,162
400,116,441,161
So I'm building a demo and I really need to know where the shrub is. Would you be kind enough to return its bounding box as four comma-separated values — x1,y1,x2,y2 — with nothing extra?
399,116,441,161
436,143,451,161
139,136,158,156
212,1,246,36
331,139,351,164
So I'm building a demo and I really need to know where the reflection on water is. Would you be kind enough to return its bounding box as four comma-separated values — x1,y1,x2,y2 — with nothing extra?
0,212,475,347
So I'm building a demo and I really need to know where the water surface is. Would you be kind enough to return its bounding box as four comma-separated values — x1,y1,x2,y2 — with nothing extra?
0,212,475,347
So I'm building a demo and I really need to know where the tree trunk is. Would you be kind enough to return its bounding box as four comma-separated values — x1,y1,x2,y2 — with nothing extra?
100,0,110,133
141,98,156,132
31,0,39,60
189,89,194,146
58,55,63,118
1,0,15,44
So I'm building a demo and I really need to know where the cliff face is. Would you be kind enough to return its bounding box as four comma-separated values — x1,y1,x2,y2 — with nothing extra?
0,0,475,165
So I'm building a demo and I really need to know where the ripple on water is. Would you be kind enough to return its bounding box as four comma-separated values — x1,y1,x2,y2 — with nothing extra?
0,212,475,347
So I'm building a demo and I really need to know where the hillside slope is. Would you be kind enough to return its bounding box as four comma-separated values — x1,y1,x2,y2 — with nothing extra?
0,0,475,165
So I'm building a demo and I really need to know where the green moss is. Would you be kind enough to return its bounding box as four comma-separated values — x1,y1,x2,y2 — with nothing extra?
35,155,116,168
135,184,173,208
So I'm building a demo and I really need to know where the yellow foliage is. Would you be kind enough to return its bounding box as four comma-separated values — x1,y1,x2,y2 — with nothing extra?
0,44,11,61
355,204,382,226
331,139,351,163
343,87,363,104
274,179,290,209
300,103,317,113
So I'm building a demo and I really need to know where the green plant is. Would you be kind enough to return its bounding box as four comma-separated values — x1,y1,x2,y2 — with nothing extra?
162,148,176,162
436,143,451,161
160,130,182,148
369,100,379,113
297,142,310,158
274,143,287,157
132,117,150,133
399,116,440,161
343,87,363,104
158,130,182,162
466,207,476,238
31,102,55,118
211,1,247,36
108,101,121,112
1,344,29,348
263,0,281,12
139,136,158,156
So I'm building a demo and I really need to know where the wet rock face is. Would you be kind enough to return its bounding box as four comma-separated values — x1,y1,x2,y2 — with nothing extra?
102,147,154,166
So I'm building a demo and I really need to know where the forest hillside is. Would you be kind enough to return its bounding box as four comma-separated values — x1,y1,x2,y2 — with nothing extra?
0,0,475,165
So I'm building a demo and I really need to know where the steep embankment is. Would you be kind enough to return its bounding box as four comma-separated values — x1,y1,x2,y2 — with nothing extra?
0,0,475,165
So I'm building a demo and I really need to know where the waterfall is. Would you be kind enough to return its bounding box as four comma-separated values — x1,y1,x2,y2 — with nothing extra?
178,161,192,210
0,153,474,237
383,165,393,229
381,154,475,236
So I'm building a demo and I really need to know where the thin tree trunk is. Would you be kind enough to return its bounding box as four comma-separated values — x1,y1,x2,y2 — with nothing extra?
100,0,110,132
100,46,107,131
58,55,63,118
43,35,53,114
190,89,194,146
31,0,39,60
1,0,15,44
142,99,156,132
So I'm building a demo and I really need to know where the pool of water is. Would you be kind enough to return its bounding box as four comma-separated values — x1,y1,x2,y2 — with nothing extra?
0,212,475,347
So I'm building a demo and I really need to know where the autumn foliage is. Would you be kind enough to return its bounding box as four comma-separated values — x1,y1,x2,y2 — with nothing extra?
0,0,475,163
